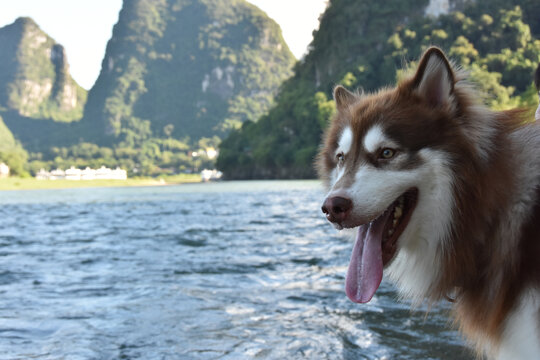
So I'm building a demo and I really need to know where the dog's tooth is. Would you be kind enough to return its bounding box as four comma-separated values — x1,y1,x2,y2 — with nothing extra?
393,219,398,228
394,207,402,219
388,229,394,236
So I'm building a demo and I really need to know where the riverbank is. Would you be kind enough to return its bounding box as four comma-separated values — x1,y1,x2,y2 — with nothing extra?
0,174,201,191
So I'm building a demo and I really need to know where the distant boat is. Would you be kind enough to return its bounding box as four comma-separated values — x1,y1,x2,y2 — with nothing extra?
200,169,223,182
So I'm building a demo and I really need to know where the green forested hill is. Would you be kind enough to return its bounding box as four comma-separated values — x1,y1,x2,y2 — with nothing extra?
0,0,296,176
217,0,540,179
0,17,86,170
81,0,295,146
0,17,87,123
2,1,539,178
0,17,88,158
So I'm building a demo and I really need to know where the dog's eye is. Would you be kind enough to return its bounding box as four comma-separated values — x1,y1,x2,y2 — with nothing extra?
379,148,396,159
336,152,345,164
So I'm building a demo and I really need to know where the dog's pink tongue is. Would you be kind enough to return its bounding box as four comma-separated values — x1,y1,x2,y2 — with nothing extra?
345,213,388,303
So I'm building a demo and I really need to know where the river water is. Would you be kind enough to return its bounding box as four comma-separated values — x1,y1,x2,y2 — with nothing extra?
0,181,472,359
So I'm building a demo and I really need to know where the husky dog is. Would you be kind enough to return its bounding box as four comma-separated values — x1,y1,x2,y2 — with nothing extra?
318,47,540,359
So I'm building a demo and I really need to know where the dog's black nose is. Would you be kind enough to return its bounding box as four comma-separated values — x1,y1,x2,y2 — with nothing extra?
321,196,352,224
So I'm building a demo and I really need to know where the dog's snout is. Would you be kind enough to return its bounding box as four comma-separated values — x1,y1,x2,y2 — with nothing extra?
321,196,352,224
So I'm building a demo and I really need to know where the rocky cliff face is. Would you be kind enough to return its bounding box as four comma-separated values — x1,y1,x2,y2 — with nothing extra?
0,17,86,122
82,0,295,144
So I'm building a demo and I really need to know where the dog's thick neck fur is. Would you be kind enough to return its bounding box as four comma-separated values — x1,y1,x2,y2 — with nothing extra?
397,54,540,355
393,51,540,355
444,115,540,354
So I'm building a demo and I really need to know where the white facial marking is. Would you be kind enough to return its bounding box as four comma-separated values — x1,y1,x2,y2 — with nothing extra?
349,164,419,219
386,149,455,302
337,126,353,156
334,147,454,302
363,125,386,153
330,167,346,187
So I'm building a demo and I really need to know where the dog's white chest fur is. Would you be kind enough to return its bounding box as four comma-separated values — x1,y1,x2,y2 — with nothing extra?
495,290,540,360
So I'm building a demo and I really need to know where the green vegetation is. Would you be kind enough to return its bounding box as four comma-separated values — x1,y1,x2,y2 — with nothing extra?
26,136,219,177
1,1,539,180
0,17,86,123
0,0,295,178
218,0,540,179
0,17,87,176
81,0,295,145
0,116,28,176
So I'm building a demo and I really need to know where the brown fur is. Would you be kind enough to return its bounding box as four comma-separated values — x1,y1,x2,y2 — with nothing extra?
317,47,540,356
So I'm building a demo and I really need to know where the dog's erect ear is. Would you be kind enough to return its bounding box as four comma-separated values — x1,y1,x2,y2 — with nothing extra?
334,85,358,110
412,47,455,107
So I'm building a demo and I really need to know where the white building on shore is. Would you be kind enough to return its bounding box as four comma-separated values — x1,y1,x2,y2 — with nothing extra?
201,169,223,182
36,166,127,180
0,163,9,178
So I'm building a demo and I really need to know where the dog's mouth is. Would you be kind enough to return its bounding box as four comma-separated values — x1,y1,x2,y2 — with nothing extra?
345,188,418,303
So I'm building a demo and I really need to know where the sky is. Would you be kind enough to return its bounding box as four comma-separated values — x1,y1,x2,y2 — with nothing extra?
0,0,328,90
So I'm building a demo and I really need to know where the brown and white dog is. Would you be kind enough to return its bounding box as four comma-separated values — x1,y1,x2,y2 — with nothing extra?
318,47,540,359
